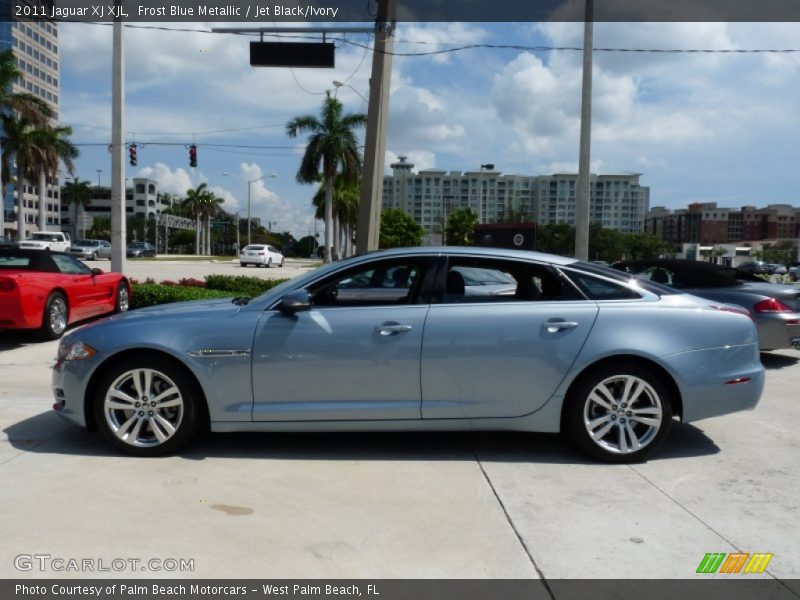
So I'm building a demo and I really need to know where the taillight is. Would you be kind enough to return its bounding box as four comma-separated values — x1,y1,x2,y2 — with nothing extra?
754,298,792,313
257,252,265,255
711,305,754,321
0,278,16,293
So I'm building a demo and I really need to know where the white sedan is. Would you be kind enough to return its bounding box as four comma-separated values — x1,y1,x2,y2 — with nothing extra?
240,244,284,268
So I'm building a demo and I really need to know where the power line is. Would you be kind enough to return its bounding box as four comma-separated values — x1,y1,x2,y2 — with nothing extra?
66,121,285,136
76,22,800,54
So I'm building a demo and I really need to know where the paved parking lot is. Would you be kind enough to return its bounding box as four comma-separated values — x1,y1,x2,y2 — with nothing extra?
0,262,798,583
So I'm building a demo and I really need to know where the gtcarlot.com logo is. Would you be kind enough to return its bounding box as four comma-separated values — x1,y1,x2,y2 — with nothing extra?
14,554,194,573
696,552,773,574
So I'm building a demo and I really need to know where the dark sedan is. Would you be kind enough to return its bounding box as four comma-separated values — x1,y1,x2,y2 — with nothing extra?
613,259,800,351
126,242,156,258
0,236,17,249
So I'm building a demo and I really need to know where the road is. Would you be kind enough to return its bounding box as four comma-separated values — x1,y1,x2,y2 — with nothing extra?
0,264,798,583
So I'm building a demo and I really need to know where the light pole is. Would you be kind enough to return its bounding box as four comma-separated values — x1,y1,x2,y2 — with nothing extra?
332,80,369,103
479,164,493,224
96,169,103,187
246,175,277,246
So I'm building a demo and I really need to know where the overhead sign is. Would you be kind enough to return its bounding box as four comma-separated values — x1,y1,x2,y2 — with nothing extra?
250,42,335,68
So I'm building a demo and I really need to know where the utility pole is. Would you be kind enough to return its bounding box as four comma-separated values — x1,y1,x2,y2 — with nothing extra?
575,0,594,261
356,0,397,254
110,8,126,273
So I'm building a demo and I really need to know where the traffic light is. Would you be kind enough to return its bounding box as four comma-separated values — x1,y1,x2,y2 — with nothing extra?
128,143,137,166
189,144,197,168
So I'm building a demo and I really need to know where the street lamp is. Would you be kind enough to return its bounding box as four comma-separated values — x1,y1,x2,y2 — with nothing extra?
332,80,368,103
223,171,276,247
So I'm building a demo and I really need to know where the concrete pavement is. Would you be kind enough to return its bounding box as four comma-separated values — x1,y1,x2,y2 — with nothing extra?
0,328,798,582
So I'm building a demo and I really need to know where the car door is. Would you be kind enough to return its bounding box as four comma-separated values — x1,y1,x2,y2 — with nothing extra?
50,255,112,318
251,256,437,421
421,256,599,419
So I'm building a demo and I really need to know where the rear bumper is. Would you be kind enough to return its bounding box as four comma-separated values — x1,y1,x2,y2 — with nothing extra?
756,313,800,350
663,343,764,422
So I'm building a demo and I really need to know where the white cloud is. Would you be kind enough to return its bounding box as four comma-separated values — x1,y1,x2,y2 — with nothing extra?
137,163,196,196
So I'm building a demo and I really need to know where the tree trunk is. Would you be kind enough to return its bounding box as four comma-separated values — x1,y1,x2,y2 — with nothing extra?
324,175,333,263
0,145,4,237
206,215,211,255
195,214,200,255
73,201,78,242
333,212,341,261
38,170,48,232
16,165,25,242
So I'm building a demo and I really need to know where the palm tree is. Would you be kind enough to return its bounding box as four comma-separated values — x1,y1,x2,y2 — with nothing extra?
286,92,366,263
0,49,55,237
312,174,360,258
34,124,78,232
199,191,223,255
182,183,211,255
446,207,478,246
61,179,92,241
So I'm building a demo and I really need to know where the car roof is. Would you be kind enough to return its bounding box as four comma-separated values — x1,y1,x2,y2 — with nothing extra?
0,248,62,272
360,246,579,266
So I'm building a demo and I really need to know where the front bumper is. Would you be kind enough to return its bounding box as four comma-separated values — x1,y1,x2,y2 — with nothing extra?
51,355,99,428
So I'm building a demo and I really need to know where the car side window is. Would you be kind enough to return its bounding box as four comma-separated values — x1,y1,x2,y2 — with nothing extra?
51,254,91,275
442,258,581,303
310,262,422,307
567,272,641,300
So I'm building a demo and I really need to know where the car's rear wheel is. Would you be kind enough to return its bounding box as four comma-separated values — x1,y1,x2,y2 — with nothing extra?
267,258,272,268
279,258,284,267
94,358,204,456
40,292,68,340
92,251,98,260
114,281,130,313
564,363,673,463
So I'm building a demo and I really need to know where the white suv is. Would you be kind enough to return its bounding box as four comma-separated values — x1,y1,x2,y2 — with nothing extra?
240,244,284,268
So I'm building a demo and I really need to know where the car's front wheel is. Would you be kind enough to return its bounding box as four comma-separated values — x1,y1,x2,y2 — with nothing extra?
564,363,673,463
94,358,204,456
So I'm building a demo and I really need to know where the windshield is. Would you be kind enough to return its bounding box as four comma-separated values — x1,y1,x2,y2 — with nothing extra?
75,240,97,247
31,233,61,241
574,261,679,296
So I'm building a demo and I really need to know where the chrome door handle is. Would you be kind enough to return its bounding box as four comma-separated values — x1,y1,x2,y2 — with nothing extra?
375,324,413,336
544,320,579,333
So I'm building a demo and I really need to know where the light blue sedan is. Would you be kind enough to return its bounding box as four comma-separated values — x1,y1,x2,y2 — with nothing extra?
52,247,764,462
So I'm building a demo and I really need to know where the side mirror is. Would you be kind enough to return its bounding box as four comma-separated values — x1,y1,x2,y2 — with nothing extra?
278,289,311,314
91,268,104,276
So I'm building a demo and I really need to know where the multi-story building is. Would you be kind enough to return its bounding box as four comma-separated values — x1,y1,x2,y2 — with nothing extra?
1,17,60,239
382,157,650,235
60,178,168,237
646,202,800,249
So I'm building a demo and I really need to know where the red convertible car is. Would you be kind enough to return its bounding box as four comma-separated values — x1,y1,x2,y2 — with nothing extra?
0,249,130,339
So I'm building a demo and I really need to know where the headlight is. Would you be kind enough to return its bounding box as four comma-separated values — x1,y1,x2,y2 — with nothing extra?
58,340,97,361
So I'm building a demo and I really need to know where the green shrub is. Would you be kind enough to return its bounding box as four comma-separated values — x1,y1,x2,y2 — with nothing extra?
130,284,237,309
204,275,289,297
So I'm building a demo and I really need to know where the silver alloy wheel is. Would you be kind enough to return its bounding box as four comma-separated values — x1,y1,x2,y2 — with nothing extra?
49,297,67,335
118,284,129,312
582,375,663,455
103,368,184,447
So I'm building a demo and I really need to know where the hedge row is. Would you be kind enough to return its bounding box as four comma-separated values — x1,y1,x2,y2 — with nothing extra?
129,275,291,309
204,274,289,297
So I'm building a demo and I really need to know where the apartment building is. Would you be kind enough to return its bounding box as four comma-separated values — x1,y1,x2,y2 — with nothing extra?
382,157,650,235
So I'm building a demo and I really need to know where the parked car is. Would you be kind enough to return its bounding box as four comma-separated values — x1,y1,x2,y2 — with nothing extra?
18,231,71,252
240,244,284,268
0,236,17,249
768,264,787,275
68,239,112,261
613,259,800,351
737,261,770,274
126,242,156,258
0,248,130,339
53,247,763,462
789,265,799,283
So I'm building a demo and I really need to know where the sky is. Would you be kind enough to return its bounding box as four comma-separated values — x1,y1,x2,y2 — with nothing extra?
58,21,800,238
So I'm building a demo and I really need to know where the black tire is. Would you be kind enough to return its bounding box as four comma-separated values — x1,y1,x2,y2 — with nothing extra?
92,251,98,260
564,363,673,463
279,259,284,268
240,262,247,268
39,292,68,340
93,356,205,456
114,280,130,313
267,258,272,268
